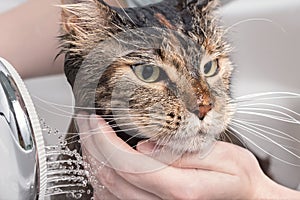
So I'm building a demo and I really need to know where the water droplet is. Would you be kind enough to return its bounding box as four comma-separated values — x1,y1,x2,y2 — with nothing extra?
67,192,83,199
98,185,105,190
83,180,87,187
85,170,90,177
40,119,92,199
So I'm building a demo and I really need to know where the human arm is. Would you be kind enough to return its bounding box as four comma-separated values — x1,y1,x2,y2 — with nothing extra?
0,0,64,78
77,114,300,200
0,0,126,79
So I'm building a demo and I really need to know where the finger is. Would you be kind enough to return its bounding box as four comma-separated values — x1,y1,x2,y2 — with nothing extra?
94,187,119,200
75,112,91,133
84,115,239,199
85,114,167,174
172,141,257,175
97,164,162,200
138,140,253,174
82,145,162,200
136,141,181,165
81,115,176,198
116,161,235,200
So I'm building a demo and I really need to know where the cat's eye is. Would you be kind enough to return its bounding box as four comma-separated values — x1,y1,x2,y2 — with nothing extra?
203,60,219,77
132,65,161,83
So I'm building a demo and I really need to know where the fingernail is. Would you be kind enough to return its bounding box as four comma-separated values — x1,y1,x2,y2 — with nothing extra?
90,114,109,129
137,141,156,154
89,114,100,128
75,113,86,132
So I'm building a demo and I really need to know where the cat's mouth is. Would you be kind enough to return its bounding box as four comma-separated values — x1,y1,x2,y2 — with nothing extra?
102,105,225,154
105,118,150,149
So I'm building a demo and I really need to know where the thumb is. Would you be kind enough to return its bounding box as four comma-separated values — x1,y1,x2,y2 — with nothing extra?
138,141,247,175
137,141,185,166
136,141,157,154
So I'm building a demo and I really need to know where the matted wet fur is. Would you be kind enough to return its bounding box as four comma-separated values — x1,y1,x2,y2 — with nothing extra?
57,0,271,198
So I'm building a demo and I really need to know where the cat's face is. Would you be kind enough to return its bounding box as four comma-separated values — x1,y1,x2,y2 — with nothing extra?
61,0,234,154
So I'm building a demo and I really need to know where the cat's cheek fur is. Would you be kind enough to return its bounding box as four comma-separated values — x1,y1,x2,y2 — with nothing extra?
170,113,211,153
219,57,234,90
162,115,215,153
163,91,233,154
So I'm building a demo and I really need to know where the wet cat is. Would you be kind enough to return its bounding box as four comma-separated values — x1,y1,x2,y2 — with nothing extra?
58,0,269,198
61,0,235,153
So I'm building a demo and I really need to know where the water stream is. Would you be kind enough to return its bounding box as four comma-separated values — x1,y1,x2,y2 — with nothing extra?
40,118,96,199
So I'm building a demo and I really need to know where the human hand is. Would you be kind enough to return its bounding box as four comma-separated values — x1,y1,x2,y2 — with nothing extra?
76,114,300,200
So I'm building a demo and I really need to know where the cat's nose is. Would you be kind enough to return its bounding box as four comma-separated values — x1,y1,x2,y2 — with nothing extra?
194,104,212,120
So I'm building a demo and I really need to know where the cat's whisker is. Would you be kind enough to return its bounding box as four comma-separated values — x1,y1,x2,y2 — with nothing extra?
64,123,116,143
36,104,152,121
90,126,164,162
123,126,164,149
230,122,300,160
63,121,148,144
229,93,300,105
232,119,300,143
104,114,168,123
107,125,158,135
154,135,172,153
237,106,299,122
35,101,163,123
103,115,166,125
101,114,154,118
39,104,74,117
281,145,300,154
66,120,162,144
35,104,77,119
228,99,248,104
237,103,300,117
103,107,148,111
238,96,300,103
223,128,248,148
114,0,137,26
109,121,159,128
105,118,118,124
236,110,299,124
228,126,300,167
32,94,149,111
230,122,281,144
38,108,155,123
221,131,233,144
234,92,300,100
225,18,287,35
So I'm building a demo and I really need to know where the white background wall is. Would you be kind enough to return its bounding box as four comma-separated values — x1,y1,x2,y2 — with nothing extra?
221,0,300,188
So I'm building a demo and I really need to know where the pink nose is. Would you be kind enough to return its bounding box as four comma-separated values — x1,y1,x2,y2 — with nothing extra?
198,104,212,120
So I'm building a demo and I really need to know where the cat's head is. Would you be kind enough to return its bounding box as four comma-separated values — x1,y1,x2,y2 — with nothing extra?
60,0,234,155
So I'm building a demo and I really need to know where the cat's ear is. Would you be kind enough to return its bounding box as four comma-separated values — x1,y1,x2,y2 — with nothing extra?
60,0,119,54
176,0,218,12
61,0,110,32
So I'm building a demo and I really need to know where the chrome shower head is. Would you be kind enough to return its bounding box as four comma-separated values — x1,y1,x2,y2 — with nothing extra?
0,58,47,200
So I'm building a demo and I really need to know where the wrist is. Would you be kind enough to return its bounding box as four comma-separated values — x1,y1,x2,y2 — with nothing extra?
254,173,300,199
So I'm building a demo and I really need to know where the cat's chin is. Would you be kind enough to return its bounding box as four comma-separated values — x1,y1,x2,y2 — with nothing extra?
158,111,223,155
160,134,217,156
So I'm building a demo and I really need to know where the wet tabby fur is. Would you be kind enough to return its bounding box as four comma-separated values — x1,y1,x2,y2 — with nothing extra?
58,0,270,198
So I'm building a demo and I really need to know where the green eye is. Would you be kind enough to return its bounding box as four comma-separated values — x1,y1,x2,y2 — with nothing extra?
132,65,161,83
203,60,219,77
